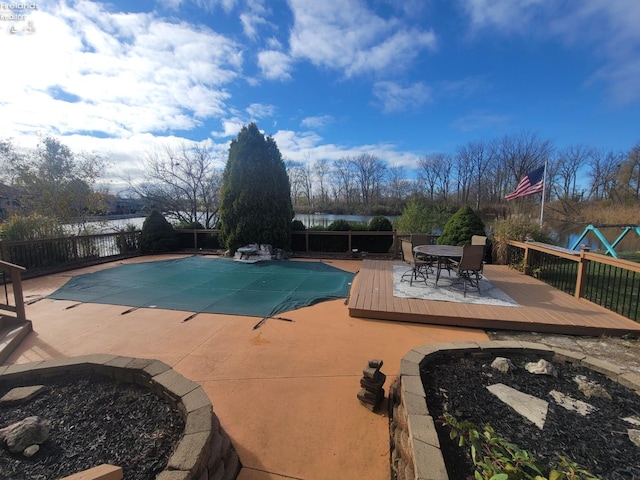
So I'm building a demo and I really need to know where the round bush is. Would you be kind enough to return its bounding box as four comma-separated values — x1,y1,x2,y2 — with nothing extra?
139,210,179,254
437,205,486,246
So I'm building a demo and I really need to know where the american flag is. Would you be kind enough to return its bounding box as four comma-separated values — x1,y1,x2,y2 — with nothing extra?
505,165,545,200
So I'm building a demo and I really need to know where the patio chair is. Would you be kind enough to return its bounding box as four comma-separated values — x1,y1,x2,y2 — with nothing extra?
400,239,431,286
471,235,487,246
471,235,488,273
411,233,436,264
449,244,485,296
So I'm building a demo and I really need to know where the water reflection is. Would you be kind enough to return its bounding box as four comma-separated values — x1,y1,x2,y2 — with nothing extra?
80,214,640,253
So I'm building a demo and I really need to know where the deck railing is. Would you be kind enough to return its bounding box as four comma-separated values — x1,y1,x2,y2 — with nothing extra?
0,231,141,278
507,240,640,322
0,260,26,320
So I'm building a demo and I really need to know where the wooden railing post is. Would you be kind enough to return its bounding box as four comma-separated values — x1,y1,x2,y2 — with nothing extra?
522,243,531,275
0,261,26,321
575,245,591,299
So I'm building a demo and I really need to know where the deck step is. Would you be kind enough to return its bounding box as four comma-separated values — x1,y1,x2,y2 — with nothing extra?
0,316,32,364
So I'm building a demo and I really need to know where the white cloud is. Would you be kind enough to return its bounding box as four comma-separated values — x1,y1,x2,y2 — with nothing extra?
162,0,238,14
272,129,421,170
0,2,243,140
211,119,245,138
246,103,276,119
460,0,546,33
301,115,334,129
257,50,292,80
372,81,432,113
239,0,271,39
459,0,640,105
288,0,437,78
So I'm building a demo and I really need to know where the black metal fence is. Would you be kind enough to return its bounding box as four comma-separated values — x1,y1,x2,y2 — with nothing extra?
507,241,640,322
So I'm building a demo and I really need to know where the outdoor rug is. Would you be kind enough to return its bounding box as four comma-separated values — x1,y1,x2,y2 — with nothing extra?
48,256,354,318
393,265,519,307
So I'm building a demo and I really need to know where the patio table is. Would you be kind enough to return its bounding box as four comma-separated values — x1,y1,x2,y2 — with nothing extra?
414,245,463,285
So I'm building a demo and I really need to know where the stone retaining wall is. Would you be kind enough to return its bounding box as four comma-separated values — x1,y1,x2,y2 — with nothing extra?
0,354,242,480
388,340,640,480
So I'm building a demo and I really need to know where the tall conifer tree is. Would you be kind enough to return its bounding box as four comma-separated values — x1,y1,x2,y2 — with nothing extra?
219,123,293,253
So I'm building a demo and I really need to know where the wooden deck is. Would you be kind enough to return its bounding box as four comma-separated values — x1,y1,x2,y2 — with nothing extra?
347,259,640,336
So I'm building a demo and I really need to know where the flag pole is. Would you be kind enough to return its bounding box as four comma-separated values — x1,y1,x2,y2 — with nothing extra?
539,158,547,227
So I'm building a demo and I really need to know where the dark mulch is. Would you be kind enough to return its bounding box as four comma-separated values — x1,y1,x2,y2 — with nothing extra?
0,374,184,480
422,353,640,480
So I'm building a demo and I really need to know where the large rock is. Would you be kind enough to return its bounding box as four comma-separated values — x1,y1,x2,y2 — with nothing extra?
0,416,51,454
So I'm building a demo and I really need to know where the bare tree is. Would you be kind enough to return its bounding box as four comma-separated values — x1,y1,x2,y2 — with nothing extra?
332,157,357,204
586,149,623,201
350,153,387,206
417,154,442,201
314,158,331,205
454,153,473,204
619,143,640,199
130,143,222,228
555,144,591,199
498,131,553,199
457,139,493,209
437,153,454,202
386,164,411,210
287,160,314,208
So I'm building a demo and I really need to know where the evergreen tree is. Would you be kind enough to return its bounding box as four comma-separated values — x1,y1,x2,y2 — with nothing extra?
437,205,486,246
139,210,178,254
219,123,294,253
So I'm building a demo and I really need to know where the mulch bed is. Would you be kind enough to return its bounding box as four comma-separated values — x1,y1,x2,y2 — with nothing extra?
0,374,184,480
421,353,640,479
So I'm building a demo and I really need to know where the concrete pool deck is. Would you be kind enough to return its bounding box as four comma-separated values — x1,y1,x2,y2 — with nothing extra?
3,255,489,480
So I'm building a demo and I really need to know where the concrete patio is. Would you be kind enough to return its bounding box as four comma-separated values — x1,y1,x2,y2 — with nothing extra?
3,254,488,480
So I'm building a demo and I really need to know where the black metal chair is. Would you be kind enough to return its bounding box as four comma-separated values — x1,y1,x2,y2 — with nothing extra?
449,244,485,296
400,239,431,286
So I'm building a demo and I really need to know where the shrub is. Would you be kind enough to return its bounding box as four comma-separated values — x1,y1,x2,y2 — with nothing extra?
492,218,552,264
174,221,205,229
291,220,306,231
365,216,394,253
327,219,353,231
368,215,392,231
138,210,178,254
437,205,486,246
290,220,306,251
0,214,66,241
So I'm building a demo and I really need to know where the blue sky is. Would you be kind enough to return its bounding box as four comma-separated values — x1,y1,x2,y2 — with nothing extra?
2,0,639,191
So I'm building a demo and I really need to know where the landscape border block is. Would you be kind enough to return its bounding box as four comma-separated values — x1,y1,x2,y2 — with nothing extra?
0,355,242,480
390,341,640,480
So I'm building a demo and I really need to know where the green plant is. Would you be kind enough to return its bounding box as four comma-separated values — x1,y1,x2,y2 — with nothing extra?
219,122,294,253
437,205,486,246
0,213,66,241
439,414,599,480
138,210,178,254
492,218,552,265
174,221,205,229
291,220,306,231
366,215,394,253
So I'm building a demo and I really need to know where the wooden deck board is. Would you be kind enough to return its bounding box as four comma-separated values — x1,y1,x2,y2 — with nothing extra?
347,259,640,336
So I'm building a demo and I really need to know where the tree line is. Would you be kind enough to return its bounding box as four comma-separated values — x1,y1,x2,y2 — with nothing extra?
287,131,640,213
1,130,639,233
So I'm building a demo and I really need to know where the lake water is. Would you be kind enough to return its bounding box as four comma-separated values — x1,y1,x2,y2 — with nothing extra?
82,214,640,253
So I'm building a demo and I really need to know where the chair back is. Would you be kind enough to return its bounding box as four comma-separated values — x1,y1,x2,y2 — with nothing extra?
458,245,485,271
471,235,487,246
410,233,433,248
401,239,415,263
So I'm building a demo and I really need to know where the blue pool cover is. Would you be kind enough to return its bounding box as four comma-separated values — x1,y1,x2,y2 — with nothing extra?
48,256,355,318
